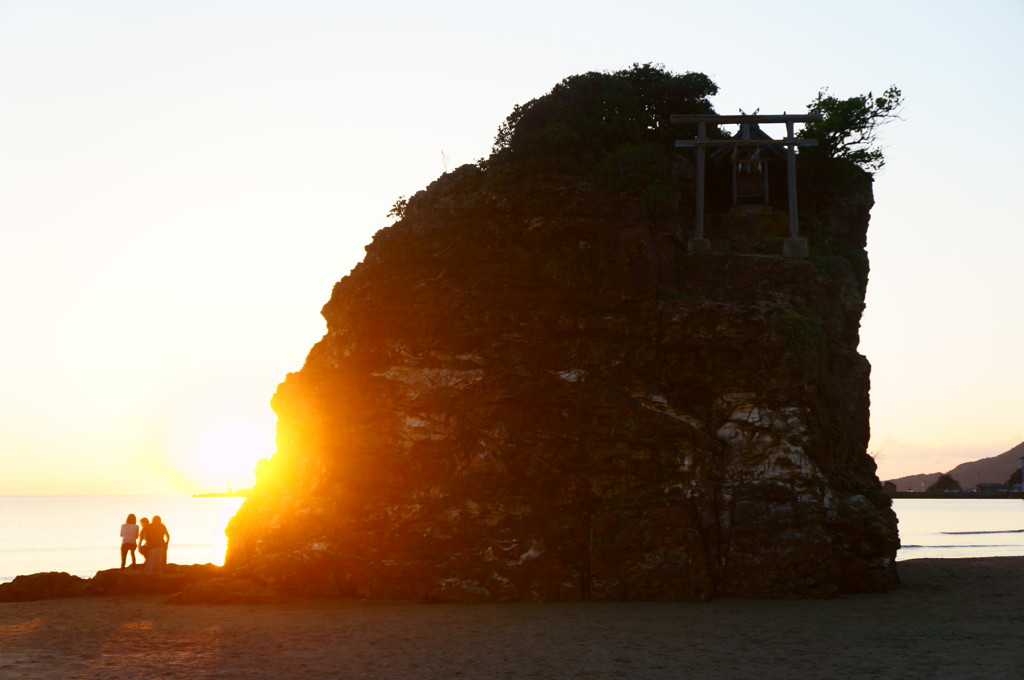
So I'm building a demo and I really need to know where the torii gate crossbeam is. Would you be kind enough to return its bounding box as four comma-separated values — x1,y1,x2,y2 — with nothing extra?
672,113,823,257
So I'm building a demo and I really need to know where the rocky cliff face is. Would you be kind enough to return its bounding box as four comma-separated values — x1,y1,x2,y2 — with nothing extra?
225,161,899,601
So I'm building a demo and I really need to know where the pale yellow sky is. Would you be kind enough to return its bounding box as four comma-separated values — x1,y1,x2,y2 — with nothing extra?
1,1,1021,493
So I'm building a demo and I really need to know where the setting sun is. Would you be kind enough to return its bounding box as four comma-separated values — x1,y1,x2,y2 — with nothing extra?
170,410,276,493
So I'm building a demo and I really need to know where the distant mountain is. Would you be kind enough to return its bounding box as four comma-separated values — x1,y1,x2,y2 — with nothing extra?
886,440,1024,491
888,471,943,493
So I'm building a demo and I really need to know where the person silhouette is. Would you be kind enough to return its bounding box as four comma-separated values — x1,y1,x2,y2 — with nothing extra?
144,515,170,574
120,513,139,569
138,517,151,566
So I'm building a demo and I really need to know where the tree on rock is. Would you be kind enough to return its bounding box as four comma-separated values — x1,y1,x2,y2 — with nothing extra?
1006,468,1021,489
487,63,718,182
798,86,902,173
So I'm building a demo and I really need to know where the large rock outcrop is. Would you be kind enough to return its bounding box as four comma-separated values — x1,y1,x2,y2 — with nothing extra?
225,151,899,600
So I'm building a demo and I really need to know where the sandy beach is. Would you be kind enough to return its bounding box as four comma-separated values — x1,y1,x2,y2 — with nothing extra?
1,557,1021,679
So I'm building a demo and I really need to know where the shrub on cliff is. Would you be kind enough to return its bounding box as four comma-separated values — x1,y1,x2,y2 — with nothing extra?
484,63,718,184
795,86,900,273
798,86,903,174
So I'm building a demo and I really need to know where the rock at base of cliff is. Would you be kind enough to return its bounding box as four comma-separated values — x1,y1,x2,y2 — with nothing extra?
86,563,224,596
0,572,88,602
167,578,284,605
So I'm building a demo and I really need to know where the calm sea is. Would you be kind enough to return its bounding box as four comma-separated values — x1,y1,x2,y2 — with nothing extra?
893,498,1024,560
2,496,1022,583
0,495,244,583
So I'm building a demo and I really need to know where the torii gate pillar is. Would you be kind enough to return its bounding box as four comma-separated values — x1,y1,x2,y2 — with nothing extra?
672,113,822,257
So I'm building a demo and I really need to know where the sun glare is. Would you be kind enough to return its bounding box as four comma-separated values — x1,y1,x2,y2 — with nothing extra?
171,413,275,493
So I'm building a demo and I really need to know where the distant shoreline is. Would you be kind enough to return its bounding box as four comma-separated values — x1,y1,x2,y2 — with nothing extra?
888,491,1023,499
191,490,250,498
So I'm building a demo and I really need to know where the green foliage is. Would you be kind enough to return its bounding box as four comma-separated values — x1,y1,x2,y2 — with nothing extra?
592,141,674,203
387,196,408,220
1006,467,1021,488
781,305,823,345
487,63,718,179
926,473,962,492
656,285,697,303
799,85,902,173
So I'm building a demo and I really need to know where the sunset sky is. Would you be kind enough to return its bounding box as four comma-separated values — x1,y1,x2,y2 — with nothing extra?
1,1,1021,494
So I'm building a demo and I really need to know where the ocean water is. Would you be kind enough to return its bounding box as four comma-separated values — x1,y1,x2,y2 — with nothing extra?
2,496,1022,583
0,495,244,583
893,498,1024,561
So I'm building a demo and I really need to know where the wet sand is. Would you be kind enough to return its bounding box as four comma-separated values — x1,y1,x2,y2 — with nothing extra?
1,557,1021,679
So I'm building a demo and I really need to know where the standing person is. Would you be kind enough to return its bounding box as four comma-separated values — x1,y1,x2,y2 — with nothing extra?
145,515,170,574
120,514,139,569
138,517,151,567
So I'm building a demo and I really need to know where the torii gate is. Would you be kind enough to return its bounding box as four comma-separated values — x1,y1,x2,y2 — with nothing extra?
672,113,822,257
